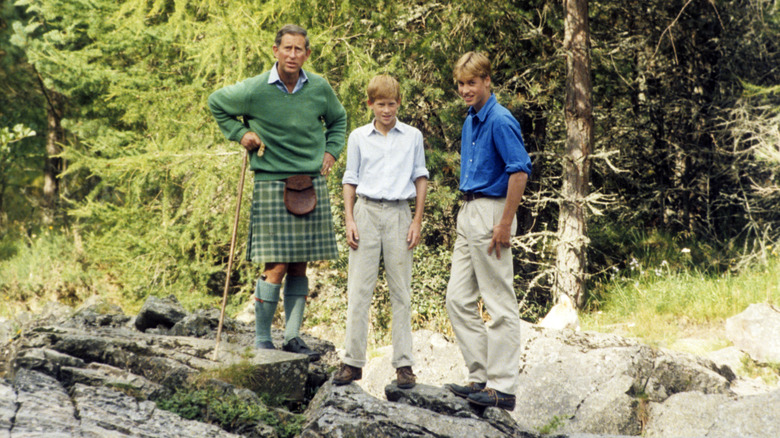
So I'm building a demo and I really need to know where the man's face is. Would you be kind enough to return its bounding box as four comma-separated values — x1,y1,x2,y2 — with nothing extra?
457,74,491,112
273,33,311,77
368,97,400,131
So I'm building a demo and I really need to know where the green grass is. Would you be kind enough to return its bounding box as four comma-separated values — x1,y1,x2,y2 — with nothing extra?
155,386,304,438
583,255,780,348
0,228,101,318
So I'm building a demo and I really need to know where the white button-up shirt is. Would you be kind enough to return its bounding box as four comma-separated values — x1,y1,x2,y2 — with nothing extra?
342,120,429,200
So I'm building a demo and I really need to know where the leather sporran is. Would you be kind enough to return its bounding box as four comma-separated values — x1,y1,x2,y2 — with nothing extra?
284,175,316,216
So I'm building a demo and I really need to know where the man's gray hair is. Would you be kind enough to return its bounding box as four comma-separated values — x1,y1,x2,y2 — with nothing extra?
275,24,310,50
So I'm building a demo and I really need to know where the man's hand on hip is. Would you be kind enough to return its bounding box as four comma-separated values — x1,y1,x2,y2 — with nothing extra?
240,131,265,153
321,152,336,176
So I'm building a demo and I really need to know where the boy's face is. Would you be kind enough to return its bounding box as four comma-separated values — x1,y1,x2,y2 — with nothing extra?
369,97,400,131
457,74,491,112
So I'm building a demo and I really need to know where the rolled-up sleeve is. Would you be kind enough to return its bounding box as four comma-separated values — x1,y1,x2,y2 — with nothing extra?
341,131,360,185
495,116,532,178
411,130,429,181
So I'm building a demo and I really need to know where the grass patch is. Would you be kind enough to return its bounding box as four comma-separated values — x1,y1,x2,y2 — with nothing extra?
536,415,564,435
0,228,99,318
195,359,263,390
739,356,780,385
155,387,304,438
583,256,780,348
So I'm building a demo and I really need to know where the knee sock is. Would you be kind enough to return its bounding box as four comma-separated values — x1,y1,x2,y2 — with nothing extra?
254,279,281,346
283,276,309,343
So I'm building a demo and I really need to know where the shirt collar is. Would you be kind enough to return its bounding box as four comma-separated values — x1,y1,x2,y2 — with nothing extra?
268,62,309,88
368,119,404,135
468,93,497,122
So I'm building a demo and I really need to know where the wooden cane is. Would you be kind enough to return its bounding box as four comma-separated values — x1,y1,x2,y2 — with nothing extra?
212,150,249,361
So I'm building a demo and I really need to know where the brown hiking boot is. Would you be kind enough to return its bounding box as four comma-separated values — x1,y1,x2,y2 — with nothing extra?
333,364,362,385
396,366,416,389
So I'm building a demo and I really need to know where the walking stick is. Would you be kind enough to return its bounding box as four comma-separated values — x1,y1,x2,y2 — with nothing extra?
212,150,249,361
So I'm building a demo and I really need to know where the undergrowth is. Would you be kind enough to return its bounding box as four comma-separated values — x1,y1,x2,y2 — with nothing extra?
155,386,304,438
583,252,780,347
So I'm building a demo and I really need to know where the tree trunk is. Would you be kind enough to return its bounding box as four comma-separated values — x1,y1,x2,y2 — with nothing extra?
555,0,593,308
42,90,64,225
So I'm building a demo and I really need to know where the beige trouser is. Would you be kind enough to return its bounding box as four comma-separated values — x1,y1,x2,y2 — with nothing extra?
446,197,521,394
344,197,414,369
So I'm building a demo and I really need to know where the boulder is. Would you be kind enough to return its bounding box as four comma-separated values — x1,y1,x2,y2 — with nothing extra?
3,293,779,438
10,325,309,402
358,330,467,397
170,308,238,338
538,293,581,331
4,368,241,437
134,294,187,332
301,381,534,438
645,389,780,437
360,323,749,437
726,303,780,363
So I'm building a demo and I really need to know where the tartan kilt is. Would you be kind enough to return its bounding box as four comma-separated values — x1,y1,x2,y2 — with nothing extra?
246,174,339,263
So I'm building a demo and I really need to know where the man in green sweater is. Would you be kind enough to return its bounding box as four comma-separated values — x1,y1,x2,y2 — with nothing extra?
208,24,347,360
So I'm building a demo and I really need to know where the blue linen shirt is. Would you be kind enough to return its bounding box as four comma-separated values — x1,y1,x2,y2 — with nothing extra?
268,62,308,94
342,120,429,200
459,94,532,197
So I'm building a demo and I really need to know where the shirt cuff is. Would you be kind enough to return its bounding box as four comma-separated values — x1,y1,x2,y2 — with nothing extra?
342,171,359,185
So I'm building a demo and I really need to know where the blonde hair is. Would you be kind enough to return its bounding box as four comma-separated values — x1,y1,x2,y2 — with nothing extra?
367,75,401,103
453,52,491,81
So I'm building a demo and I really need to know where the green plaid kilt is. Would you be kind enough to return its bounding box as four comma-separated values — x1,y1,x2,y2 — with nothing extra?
246,174,338,263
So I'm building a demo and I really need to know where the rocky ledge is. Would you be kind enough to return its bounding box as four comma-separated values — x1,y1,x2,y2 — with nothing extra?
0,296,778,437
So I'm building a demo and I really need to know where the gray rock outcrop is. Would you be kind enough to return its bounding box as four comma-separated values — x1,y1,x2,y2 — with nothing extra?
726,303,780,363
302,381,536,438
2,296,779,438
358,325,779,438
645,389,780,437
6,367,241,437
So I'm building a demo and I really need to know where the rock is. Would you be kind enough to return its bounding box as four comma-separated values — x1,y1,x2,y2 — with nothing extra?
707,345,744,376
359,330,467,398
12,368,80,436
61,297,133,329
301,381,531,438
384,383,534,437
384,382,481,418
538,293,581,331
134,294,187,332
4,368,241,437
0,317,14,346
15,325,310,401
514,325,734,435
170,308,238,338
234,299,256,324
0,379,13,436
59,362,167,400
645,389,780,437
726,303,780,363
72,383,241,437
3,292,778,438
359,323,746,437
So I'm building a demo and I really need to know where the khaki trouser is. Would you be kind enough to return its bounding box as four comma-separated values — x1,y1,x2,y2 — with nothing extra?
446,197,521,394
344,197,414,369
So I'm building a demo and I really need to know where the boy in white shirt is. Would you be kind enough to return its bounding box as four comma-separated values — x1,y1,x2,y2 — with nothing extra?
333,75,429,388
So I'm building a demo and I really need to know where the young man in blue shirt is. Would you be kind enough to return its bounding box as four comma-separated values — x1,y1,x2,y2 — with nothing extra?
445,52,532,411
333,75,429,389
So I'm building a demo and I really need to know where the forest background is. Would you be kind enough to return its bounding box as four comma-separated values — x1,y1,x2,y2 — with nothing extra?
1,0,779,348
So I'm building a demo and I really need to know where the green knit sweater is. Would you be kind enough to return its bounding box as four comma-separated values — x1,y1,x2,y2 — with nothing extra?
208,69,347,181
